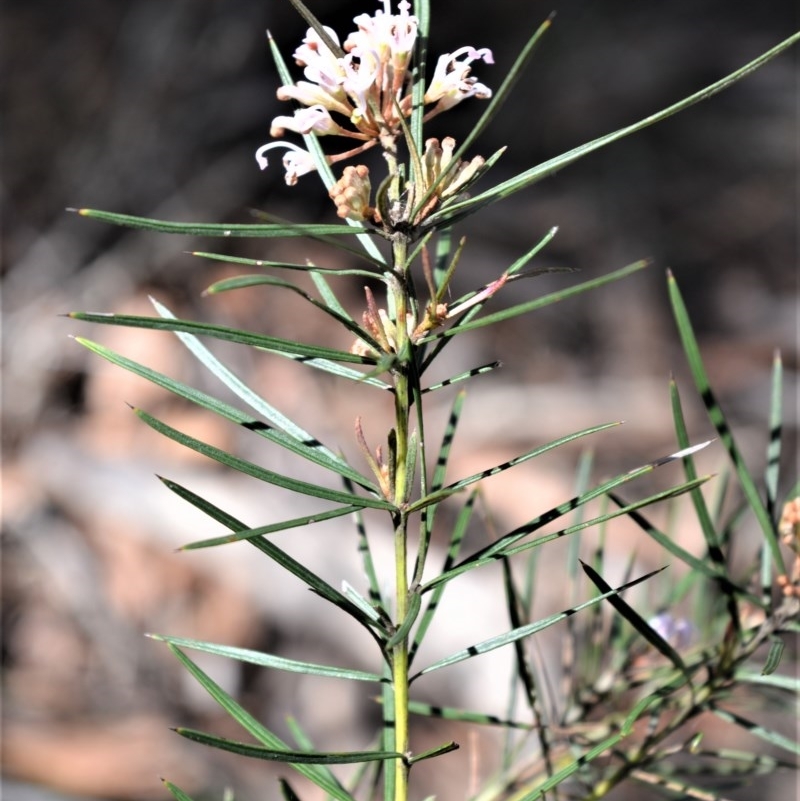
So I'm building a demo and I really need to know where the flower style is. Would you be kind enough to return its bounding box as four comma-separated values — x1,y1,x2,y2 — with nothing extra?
256,1,493,184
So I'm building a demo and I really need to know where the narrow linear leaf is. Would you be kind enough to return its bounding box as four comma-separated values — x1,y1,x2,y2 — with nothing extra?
279,778,303,801
421,362,500,394
414,567,664,678
514,730,627,800
630,769,731,801
166,645,356,801
421,260,649,341
580,560,689,675
138,409,393,510
710,705,800,756
273,351,392,391
408,699,534,729
423,445,706,592
161,781,199,801
503,476,711,561
150,298,377,463
385,590,422,650
765,350,783,519
760,636,785,676
424,421,621,500
606,491,757,606
69,310,374,365
734,669,799,693
149,634,383,683
175,727,402,765
668,271,785,573
409,490,477,664
413,390,467,588
341,581,386,625
190,250,380,277
424,32,800,228
71,207,370,238
178,505,363,551
407,741,459,764
75,336,377,492
670,378,726,566
202,273,379,353
344,478,386,613
160,477,389,637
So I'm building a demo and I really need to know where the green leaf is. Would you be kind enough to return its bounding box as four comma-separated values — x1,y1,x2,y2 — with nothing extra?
513,730,627,800
385,589,422,650
166,645,357,800
419,228,560,373
279,779,303,801
190,250,380,277
413,567,664,678
424,452,709,592
413,390,467,588
760,636,785,676
136,408,393,510
175,727,402,765
421,362,500,393
151,297,385,450
149,634,383,682
409,490,477,664
420,260,649,341
423,32,800,230
69,310,375,365
422,423,620,500
70,207,371,238
177,505,363,550
409,0,430,149
159,477,390,637
710,705,800,756
765,350,783,520
735,669,799,693
74,336,378,492
407,741,459,764
203,273,377,347
606,491,758,606
162,780,200,801
579,560,689,676
272,350,392,391
668,271,785,574
407,699,533,729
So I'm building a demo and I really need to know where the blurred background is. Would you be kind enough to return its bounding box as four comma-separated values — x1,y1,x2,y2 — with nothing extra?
2,0,797,799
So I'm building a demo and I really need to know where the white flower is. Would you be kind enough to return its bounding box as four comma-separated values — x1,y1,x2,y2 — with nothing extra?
255,142,316,185
293,26,345,93
269,105,345,138
346,1,418,73
424,46,495,112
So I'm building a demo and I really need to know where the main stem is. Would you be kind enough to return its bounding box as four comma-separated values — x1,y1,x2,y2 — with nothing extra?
391,233,412,801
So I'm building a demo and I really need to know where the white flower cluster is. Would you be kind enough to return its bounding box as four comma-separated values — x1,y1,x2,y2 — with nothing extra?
257,1,493,184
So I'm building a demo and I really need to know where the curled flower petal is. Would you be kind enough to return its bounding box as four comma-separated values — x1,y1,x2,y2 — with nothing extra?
255,142,317,185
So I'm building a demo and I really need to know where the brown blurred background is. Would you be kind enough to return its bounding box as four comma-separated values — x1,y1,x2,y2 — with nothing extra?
2,1,798,800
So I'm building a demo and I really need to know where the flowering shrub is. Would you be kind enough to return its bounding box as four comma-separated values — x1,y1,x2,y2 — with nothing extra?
70,2,799,800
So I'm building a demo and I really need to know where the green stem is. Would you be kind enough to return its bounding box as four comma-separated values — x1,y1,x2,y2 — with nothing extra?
390,233,412,801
